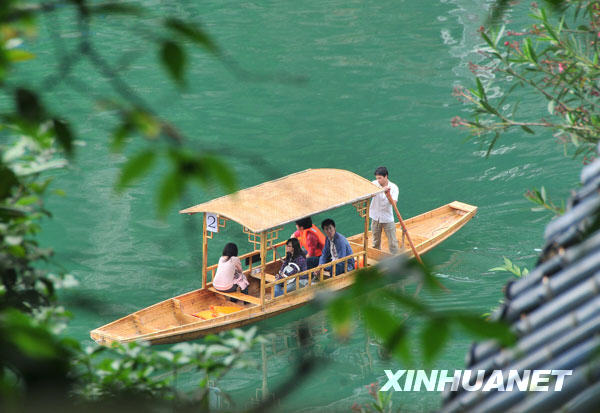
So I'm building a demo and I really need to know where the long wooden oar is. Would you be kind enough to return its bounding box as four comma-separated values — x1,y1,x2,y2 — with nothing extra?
384,191,423,264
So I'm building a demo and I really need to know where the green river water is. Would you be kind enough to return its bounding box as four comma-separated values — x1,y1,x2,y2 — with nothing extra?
23,0,585,411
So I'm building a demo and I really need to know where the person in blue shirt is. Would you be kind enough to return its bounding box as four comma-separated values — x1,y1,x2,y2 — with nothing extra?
318,218,355,276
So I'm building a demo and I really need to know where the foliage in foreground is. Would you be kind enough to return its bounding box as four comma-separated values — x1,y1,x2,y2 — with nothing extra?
0,2,267,410
454,0,600,160
0,1,528,411
489,256,530,278
0,135,263,412
324,260,515,367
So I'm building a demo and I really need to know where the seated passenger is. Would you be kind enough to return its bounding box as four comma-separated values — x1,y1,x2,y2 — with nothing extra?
318,219,355,276
213,243,249,296
274,238,307,297
293,216,326,270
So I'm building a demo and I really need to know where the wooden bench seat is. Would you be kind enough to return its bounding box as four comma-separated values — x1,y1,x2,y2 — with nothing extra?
208,287,261,305
248,272,276,283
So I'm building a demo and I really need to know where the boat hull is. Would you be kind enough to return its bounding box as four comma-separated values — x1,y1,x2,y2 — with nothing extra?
90,201,477,345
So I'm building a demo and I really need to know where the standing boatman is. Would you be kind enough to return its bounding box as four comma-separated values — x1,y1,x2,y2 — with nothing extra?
369,166,399,254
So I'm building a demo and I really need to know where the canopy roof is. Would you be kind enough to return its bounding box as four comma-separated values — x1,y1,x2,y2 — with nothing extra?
180,168,383,233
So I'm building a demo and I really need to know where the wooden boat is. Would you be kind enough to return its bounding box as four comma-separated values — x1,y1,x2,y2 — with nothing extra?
90,169,477,346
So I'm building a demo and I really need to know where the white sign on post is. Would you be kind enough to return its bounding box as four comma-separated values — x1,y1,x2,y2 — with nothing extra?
206,213,218,233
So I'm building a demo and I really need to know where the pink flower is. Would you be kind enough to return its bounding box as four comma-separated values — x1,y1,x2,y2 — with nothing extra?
451,116,464,127
504,41,509,46
368,382,379,398
558,63,565,73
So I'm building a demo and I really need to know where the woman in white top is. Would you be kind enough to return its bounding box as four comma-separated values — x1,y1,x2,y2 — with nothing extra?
212,243,249,294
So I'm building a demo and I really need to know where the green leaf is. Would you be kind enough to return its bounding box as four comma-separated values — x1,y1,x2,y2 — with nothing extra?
0,165,18,200
363,305,395,337
481,32,495,50
6,49,35,62
455,314,515,346
0,206,26,218
15,195,38,206
97,358,116,372
8,245,26,257
525,38,537,63
540,186,547,202
116,150,156,191
494,25,505,47
53,118,74,155
485,132,500,158
385,290,428,313
160,41,186,86
476,77,486,101
157,171,184,217
112,121,133,152
480,100,497,115
130,110,161,138
15,88,44,123
421,319,449,363
10,330,58,359
520,125,535,134
328,296,353,337
164,18,218,54
328,296,352,326
362,303,410,364
201,154,237,193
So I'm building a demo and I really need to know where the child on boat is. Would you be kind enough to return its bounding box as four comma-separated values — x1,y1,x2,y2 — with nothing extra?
213,243,249,295
274,238,308,297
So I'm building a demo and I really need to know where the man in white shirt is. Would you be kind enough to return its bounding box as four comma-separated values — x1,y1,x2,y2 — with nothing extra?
369,166,399,254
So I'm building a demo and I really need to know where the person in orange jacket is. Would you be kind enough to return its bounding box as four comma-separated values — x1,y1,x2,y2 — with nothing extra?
293,216,326,269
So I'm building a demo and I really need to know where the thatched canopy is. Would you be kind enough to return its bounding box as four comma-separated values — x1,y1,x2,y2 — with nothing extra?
180,168,382,232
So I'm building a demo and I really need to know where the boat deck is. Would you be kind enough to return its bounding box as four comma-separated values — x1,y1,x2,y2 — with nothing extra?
347,201,476,257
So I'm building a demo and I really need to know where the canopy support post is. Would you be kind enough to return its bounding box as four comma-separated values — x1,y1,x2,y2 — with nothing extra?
201,212,208,290
260,231,266,309
353,199,371,267
363,202,370,267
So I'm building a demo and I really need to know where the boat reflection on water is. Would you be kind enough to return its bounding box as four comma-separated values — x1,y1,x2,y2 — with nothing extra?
179,305,402,411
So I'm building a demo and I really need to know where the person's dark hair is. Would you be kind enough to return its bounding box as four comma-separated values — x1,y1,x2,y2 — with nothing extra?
295,216,312,230
321,218,336,230
222,242,238,260
286,238,305,259
374,166,389,177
